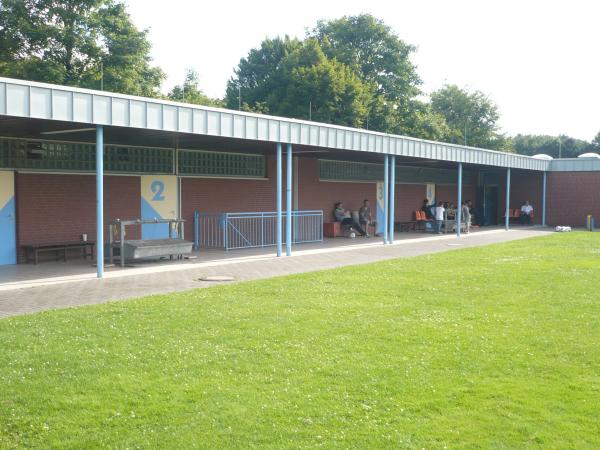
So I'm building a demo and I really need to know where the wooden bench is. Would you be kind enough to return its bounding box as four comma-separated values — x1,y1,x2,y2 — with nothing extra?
396,221,417,232
22,242,95,264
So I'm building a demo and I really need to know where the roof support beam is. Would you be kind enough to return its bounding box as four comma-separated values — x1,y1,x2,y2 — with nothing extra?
457,163,463,238
505,168,511,231
388,155,395,244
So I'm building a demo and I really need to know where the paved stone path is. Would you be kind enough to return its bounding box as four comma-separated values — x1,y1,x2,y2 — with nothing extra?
0,229,551,318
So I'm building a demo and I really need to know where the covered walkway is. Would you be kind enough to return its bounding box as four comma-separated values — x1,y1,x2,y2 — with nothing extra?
0,227,551,318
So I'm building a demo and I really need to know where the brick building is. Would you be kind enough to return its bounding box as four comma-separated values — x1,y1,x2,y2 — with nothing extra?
0,77,598,274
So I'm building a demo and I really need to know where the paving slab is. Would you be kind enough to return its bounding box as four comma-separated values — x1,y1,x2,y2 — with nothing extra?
0,228,552,318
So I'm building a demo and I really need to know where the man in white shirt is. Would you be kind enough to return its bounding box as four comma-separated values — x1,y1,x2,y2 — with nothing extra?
520,201,534,225
434,201,445,234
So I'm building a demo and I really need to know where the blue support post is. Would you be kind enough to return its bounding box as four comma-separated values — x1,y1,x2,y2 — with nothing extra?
388,155,395,244
505,168,511,231
193,211,199,250
96,125,104,278
383,155,389,245
276,143,282,257
457,163,463,238
286,143,292,256
542,171,547,226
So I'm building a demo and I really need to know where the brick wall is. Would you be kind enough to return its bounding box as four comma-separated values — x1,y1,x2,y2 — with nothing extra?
181,155,286,238
394,184,428,221
16,173,140,261
547,171,600,227
182,157,436,230
298,158,377,221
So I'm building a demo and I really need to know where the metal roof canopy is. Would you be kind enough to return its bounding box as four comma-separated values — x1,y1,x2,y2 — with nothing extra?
0,77,551,171
550,158,600,172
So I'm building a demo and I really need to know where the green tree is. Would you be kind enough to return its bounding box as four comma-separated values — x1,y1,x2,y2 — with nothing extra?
513,134,593,158
226,38,372,127
0,0,164,96
277,40,371,126
592,131,600,151
225,36,302,112
168,69,223,107
411,104,453,142
310,14,421,135
430,84,507,150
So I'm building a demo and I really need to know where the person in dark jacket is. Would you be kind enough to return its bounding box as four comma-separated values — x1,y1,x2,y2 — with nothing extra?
333,202,367,236
420,199,433,219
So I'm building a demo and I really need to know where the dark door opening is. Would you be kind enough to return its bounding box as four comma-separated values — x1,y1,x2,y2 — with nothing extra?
483,186,499,225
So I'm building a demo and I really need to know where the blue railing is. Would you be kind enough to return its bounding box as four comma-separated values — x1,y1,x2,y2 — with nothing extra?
194,210,323,250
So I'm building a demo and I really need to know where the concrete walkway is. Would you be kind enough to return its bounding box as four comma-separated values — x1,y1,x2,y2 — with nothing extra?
0,228,552,318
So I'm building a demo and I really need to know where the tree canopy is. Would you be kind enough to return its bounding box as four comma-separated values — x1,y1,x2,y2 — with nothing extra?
1,6,594,156
310,14,422,135
0,0,164,96
430,84,509,151
225,37,373,127
167,69,223,107
225,15,430,135
592,131,600,151
512,134,595,158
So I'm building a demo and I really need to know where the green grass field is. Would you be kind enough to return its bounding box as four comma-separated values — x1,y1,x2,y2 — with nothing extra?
1,233,599,448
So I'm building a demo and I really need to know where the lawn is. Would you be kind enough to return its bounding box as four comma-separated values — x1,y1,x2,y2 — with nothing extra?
1,233,600,449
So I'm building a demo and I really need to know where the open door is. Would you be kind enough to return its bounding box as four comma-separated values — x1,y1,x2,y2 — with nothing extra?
0,171,17,265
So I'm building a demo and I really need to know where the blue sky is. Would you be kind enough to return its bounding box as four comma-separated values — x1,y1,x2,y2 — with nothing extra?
125,0,600,141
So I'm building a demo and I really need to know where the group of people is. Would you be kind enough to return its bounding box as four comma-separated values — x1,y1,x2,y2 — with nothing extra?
421,199,474,234
333,197,534,239
333,200,373,237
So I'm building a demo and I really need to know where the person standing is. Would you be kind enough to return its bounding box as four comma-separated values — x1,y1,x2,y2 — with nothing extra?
461,201,471,233
520,201,534,225
358,199,372,237
434,201,445,234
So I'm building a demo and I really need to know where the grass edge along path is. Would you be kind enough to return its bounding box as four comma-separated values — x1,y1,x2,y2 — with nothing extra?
1,233,599,448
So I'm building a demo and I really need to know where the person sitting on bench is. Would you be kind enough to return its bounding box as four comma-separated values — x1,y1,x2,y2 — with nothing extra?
334,202,367,236
520,200,534,225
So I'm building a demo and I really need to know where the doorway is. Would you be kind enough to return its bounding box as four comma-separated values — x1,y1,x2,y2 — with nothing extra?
483,186,499,225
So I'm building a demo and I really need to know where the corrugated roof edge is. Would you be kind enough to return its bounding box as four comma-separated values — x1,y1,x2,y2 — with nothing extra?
0,76,551,170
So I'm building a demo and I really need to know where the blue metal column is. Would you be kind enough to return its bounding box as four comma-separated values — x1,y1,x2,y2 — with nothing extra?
286,143,292,256
96,125,104,278
542,171,547,226
388,155,395,244
383,155,389,244
456,163,463,238
276,143,282,257
505,168,511,231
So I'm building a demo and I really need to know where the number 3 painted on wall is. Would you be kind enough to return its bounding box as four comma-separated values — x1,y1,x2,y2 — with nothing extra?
151,180,165,201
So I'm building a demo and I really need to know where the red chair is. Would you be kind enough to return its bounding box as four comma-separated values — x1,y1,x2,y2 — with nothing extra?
415,210,432,231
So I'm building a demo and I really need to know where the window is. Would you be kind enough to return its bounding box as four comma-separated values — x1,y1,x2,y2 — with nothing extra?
178,150,265,178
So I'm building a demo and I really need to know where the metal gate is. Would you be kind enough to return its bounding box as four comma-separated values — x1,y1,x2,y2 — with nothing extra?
194,210,323,250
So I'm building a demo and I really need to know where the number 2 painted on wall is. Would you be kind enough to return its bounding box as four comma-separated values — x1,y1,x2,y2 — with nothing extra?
151,180,165,201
